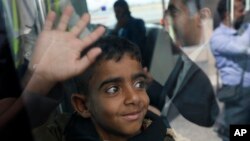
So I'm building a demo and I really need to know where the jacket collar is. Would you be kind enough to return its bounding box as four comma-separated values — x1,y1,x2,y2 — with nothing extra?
162,53,199,99
64,111,168,141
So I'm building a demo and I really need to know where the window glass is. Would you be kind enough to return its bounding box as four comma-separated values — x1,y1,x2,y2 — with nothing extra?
86,0,167,27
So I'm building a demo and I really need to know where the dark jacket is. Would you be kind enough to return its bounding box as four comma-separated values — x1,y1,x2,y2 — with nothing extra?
64,111,175,141
121,16,146,51
112,16,146,55
147,52,219,127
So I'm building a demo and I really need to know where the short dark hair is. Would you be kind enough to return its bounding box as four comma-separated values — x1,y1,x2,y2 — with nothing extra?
183,0,205,11
113,0,130,16
217,0,230,20
168,0,206,17
74,36,142,95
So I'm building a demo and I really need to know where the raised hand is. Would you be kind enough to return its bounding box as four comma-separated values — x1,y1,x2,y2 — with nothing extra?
29,6,105,83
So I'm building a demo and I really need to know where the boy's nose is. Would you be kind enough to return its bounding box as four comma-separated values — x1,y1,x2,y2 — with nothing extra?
124,86,140,105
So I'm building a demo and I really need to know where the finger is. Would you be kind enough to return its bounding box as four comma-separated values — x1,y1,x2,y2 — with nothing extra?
76,47,102,74
70,13,90,36
80,26,105,50
57,6,73,31
43,11,56,31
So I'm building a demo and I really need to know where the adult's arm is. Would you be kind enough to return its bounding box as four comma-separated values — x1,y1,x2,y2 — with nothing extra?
0,6,105,129
210,25,250,56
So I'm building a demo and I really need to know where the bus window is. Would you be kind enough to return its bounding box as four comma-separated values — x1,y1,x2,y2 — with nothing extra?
86,0,166,28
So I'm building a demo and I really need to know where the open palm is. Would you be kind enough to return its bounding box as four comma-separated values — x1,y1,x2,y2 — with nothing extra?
30,6,105,82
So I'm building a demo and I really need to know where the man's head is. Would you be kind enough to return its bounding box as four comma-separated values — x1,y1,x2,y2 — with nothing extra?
113,0,131,21
217,0,245,29
71,36,149,140
168,0,213,46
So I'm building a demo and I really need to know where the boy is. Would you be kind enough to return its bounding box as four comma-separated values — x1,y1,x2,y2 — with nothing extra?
65,36,175,141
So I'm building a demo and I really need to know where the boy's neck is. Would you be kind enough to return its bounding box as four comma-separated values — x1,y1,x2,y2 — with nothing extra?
94,120,136,141
100,133,130,141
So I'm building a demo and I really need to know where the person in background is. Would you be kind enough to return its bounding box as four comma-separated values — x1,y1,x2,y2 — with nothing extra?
147,0,219,140
210,0,250,140
111,0,147,66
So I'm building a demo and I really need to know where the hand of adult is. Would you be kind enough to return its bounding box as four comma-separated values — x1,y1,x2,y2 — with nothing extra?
29,6,105,84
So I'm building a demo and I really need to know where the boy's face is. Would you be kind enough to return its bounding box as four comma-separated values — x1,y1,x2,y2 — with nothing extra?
86,54,149,139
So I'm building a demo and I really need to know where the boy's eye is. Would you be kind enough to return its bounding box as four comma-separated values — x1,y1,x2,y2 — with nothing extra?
105,86,119,94
134,80,147,89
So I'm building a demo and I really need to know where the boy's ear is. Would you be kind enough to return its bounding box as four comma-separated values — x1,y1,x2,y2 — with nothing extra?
71,93,91,118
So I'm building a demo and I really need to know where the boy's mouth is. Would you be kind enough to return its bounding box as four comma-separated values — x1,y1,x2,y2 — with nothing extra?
122,110,144,121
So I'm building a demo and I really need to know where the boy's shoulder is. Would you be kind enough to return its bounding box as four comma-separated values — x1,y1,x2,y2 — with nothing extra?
65,111,176,141
32,111,177,141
